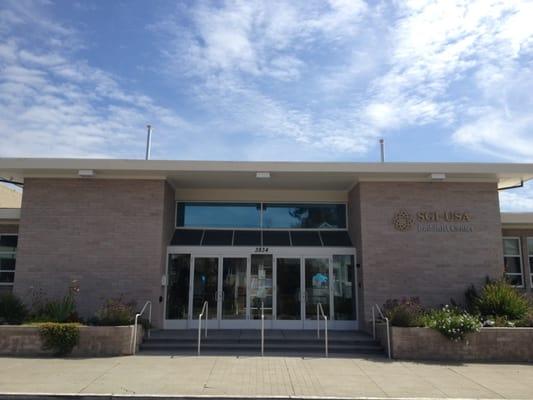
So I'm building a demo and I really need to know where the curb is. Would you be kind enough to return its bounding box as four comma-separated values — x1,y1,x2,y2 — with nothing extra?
0,394,520,400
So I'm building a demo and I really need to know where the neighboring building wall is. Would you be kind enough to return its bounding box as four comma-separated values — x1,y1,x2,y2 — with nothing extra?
502,228,533,293
0,224,18,234
0,224,18,295
14,178,173,328
350,182,504,327
0,184,22,208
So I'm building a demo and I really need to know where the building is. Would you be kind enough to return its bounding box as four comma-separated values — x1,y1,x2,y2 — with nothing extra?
1,158,532,330
0,183,22,208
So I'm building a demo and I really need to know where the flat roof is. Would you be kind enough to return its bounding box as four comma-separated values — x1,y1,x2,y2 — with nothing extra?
0,208,20,223
1,158,533,191
501,212,533,228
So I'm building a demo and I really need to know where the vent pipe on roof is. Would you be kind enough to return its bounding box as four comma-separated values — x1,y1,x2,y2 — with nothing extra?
379,138,385,163
145,125,152,160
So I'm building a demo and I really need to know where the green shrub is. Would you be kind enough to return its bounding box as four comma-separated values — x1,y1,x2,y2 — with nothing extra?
39,322,80,356
33,295,79,323
0,293,28,324
424,306,481,341
475,279,529,321
90,298,135,326
383,297,424,327
516,310,533,327
464,284,479,314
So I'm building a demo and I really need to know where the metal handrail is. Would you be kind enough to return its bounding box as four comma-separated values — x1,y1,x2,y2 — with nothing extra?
197,301,208,355
372,304,391,359
316,303,328,357
260,301,264,356
132,300,152,355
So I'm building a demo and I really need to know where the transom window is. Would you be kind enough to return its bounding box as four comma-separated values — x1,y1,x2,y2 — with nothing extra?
176,202,347,230
502,237,523,287
262,203,346,229
176,202,260,228
0,234,17,287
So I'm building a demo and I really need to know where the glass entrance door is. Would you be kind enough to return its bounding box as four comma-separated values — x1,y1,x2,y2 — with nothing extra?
192,257,219,327
275,257,302,328
220,257,248,328
304,258,330,326
250,254,273,326
165,250,357,330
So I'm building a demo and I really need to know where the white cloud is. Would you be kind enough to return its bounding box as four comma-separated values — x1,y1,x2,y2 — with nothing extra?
151,0,374,155
453,111,533,161
500,182,533,212
154,0,368,81
361,0,533,133
0,0,191,159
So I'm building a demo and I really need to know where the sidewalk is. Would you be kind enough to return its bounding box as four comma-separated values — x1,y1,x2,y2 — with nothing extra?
0,355,532,399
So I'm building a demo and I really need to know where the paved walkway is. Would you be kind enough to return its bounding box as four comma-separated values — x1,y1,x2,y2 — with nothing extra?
0,355,532,399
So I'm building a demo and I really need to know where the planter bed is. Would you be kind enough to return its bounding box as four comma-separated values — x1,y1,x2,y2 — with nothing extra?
376,324,533,362
0,325,142,357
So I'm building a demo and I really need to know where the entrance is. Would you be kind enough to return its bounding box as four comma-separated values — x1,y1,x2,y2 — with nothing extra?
165,248,357,330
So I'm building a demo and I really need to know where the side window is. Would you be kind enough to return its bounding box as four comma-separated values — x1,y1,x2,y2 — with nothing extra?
502,237,523,287
527,237,533,290
0,234,18,288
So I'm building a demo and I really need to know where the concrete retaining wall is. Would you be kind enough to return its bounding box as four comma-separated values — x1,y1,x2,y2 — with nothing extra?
377,325,533,362
0,325,142,357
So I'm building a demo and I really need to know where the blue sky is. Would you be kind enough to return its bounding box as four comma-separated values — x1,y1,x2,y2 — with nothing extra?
0,0,532,210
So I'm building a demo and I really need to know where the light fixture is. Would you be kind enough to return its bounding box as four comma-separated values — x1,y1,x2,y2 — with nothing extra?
430,173,446,180
256,172,271,179
78,169,94,177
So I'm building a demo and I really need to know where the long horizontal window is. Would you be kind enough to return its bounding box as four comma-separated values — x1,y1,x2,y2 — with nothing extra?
262,203,346,229
176,202,347,230
176,202,261,228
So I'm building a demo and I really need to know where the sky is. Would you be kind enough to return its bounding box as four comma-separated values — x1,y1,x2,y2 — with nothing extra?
0,0,532,210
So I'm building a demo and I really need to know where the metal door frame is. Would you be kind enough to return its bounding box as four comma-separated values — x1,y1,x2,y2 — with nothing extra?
163,246,357,330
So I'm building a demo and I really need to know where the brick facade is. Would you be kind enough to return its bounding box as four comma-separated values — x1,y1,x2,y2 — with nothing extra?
349,182,504,326
11,178,512,330
14,178,175,328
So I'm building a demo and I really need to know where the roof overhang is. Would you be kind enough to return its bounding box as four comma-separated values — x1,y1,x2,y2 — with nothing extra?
0,158,532,191
501,212,533,229
0,208,20,224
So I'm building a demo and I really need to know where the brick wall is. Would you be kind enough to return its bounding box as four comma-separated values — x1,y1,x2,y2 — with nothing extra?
14,178,174,328
350,182,504,326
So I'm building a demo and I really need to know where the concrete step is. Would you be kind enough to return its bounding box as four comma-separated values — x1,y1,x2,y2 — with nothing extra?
143,337,377,346
140,344,383,355
139,329,384,356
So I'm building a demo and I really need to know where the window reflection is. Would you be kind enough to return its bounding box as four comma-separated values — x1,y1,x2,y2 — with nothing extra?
263,203,346,229
333,255,356,320
176,202,347,230
166,254,190,319
177,202,261,228
304,258,329,319
250,254,273,319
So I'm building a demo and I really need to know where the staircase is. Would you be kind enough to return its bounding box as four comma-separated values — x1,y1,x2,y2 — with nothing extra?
139,329,384,357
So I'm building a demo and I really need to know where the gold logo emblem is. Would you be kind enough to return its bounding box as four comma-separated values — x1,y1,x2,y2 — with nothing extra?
393,209,414,232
